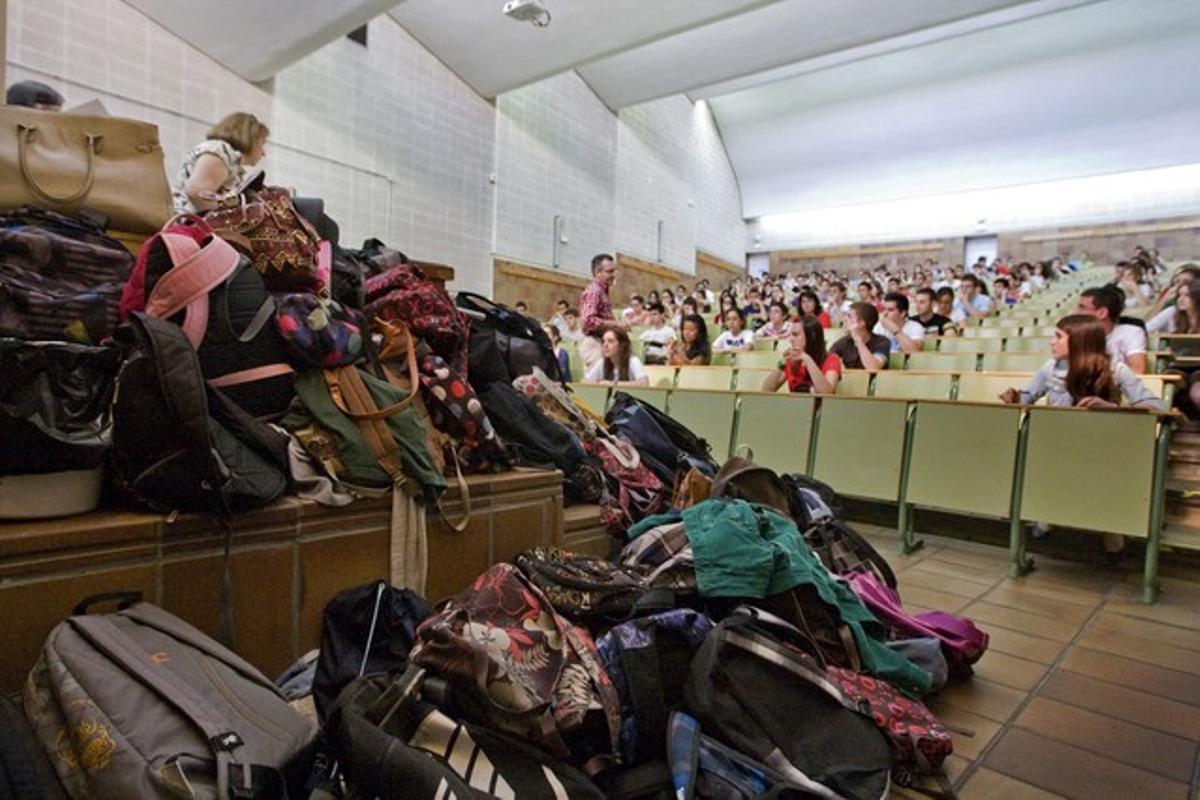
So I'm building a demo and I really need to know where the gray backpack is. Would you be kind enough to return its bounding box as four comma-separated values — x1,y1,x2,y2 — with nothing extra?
23,597,315,799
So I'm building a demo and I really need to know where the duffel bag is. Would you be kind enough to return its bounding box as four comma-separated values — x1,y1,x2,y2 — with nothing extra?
0,207,135,344
23,596,315,799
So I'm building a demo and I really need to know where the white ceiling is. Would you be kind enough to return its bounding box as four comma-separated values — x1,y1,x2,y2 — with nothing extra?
124,0,399,82
713,0,1200,217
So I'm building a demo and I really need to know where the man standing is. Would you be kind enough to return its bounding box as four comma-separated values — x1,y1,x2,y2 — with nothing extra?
579,253,622,370
1076,286,1147,374
874,293,925,354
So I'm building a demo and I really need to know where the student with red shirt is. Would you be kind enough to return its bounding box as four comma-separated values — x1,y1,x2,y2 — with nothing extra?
761,315,842,394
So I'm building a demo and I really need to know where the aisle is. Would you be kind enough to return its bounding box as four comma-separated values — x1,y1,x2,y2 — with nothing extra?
858,526,1200,799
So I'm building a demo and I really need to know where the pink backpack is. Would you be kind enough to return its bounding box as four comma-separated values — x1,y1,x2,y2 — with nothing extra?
849,571,988,678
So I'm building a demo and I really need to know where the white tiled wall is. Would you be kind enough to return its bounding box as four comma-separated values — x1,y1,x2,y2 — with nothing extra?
6,0,747,291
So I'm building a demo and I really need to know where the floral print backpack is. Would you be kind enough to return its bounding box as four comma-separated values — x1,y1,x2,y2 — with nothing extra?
410,563,623,775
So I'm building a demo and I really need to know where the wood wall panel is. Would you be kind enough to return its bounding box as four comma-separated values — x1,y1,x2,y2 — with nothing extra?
0,469,564,694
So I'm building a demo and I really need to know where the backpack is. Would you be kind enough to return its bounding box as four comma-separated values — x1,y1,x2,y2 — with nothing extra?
311,580,432,723
586,436,669,537
0,692,67,799
477,380,586,473
365,251,470,376
137,216,295,418
202,185,324,293
782,473,845,522
516,548,670,629
684,607,893,800
619,517,697,592
826,665,954,785
709,453,793,517
606,391,718,476
456,291,561,387
595,610,713,765
0,206,135,344
802,518,898,590
849,571,988,679
329,667,606,799
23,598,315,799
411,563,622,772
109,312,290,514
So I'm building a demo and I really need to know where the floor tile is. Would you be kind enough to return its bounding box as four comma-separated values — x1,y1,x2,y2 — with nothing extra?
900,558,998,587
896,566,996,598
984,728,1189,800
971,651,1050,692
1090,612,1200,653
1103,591,1200,633
959,767,1066,799
984,625,1069,665
928,705,1003,761
923,554,1006,581
991,576,1107,607
937,678,1027,724
965,602,1083,643
981,585,1098,625
1014,697,1196,782
1057,647,1200,707
895,584,973,614
1038,668,1200,741
1075,627,1200,676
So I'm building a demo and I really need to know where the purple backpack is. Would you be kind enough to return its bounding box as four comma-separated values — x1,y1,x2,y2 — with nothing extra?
849,571,988,677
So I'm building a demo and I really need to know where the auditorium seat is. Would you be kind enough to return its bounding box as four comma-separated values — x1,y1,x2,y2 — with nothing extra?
666,390,737,461
836,370,873,397
907,352,980,372
873,371,954,401
733,393,814,475
675,365,734,391
811,397,909,503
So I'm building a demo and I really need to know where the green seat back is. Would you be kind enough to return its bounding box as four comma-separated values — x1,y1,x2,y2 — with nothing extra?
888,352,907,370
812,397,909,501
568,383,610,414
734,367,777,391
906,352,979,372
622,386,671,411
906,402,1022,518
734,393,815,475
938,337,1000,353
872,372,954,400
676,366,734,391
667,390,737,462
752,338,779,351
735,351,782,369
962,327,1007,339
955,373,1032,404
644,365,677,388
981,353,1050,372
1020,408,1159,537
836,370,873,397
1006,337,1052,354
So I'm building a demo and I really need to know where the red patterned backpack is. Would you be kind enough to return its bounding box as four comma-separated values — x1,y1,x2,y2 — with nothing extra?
410,563,622,774
585,437,668,537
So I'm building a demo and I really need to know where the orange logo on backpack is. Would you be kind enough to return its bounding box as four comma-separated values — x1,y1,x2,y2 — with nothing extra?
150,651,170,663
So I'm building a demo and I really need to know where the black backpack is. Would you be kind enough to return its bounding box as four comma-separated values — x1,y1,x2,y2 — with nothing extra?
0,693,67,799
456,291,562,387
477,380,585,473
607,392,718,476
329,668,606,799
110,312,290,514
312,581,431,723
684,607,892,800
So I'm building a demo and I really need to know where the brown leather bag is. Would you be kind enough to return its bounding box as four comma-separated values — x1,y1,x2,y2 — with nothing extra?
0,106,172,233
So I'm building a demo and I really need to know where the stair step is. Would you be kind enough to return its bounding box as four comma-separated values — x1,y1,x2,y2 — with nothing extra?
1162,522,1200,552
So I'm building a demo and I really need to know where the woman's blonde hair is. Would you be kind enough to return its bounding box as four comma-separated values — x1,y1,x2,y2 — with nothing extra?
207,112,269,155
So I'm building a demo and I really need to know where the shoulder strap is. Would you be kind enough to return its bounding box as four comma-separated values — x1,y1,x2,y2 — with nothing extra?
129,313,214,460
326,366,406,482
145,233,241,348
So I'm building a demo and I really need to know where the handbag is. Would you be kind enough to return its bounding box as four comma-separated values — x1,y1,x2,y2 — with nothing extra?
0,106,172,233
202,186,323,293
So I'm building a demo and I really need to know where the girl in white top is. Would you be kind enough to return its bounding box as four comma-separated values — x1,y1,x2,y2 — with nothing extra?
1147,282,1200,334
712,308,755,353
583,327,649,386
172,112,270,214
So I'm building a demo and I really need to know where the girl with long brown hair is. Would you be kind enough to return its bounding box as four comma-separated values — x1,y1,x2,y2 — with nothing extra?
583,326,649,386
1000,314,1162,409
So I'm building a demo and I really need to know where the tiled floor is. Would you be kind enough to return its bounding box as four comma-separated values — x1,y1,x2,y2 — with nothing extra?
855,524,1200,800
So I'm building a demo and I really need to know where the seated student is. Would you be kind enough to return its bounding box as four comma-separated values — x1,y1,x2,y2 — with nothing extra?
639,303,676,365
1146,264,1200,331
1075,286,1147,374
999,315,1163,409
714,293,737,327
549,299,570,336
668,314,712,366
933,287,961,335
583,327,649,386
742,288,769,330
712,308,755,353
756,301,792,340
514,301,529,314
1156,282,1200,335
559,307,585,342
173,111,270,213
951,274,994,322
543,324,572,382
993,277,1019,307
830,302,891,370
873,292,925,354
798,290,832,328
761,316,842,394
673,296,699,329
913,287,955,336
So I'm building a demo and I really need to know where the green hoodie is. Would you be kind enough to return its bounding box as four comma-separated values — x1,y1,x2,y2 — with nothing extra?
681,498,932,695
